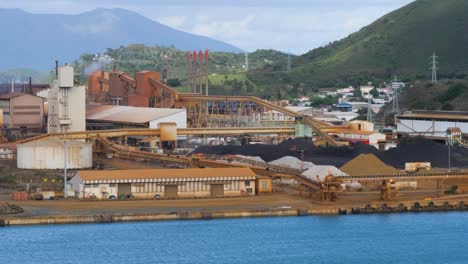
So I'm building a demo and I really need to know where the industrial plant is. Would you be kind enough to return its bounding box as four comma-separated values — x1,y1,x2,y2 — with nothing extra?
1,54,468,225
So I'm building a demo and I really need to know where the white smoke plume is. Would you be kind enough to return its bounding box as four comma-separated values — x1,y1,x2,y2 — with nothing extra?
84,54,114,76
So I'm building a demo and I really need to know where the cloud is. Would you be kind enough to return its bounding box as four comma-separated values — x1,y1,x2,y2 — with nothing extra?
158,15,187,28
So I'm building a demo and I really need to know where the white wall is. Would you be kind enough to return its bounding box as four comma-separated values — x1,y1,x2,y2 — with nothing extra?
149,110,187,129
17,140,92,169
397,119,468,138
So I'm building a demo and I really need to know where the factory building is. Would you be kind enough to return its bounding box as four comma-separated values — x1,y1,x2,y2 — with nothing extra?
86,104,187,130
70,168,257,199
0,93,44,140
48,65,86,133
397,110,468,140
17,138,92,169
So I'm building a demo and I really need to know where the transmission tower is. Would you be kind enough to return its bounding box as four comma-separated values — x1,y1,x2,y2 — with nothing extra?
287,54,291,73
245,52,249,71
430,52,438,83
367,97,373,122
391,75,400,114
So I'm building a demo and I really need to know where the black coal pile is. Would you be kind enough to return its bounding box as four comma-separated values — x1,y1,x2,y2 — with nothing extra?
377,137,468,169
194,139,377,167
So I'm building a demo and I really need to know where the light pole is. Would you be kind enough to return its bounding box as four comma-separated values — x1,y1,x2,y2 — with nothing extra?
448,141,451,172
64,138,68,198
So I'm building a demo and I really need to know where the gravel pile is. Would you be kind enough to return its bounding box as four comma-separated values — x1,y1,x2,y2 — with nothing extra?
340,154,400,176
377,137,468,169
194,138,376,167
301,165,347,181
194,137,468,169
269,156,315,170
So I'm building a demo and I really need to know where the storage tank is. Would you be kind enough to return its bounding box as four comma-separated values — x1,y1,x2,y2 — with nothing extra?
159,122,177,141
17,138,92,169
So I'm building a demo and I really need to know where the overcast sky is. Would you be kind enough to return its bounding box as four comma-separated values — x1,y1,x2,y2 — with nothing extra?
0,0,414,54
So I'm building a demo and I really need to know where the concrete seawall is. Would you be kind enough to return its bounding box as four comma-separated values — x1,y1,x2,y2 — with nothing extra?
2,200,468,227
0,208,339,227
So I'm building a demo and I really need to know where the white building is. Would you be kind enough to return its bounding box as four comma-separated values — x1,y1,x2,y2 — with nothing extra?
397,110,468,140
86,104,187,129
70,168,257,199
48,66,86,133
17,138,92,169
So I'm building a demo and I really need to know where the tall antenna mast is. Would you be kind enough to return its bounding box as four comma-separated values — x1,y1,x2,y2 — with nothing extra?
287,54,291,73
430,52,438,83
245,52,249,71
391,75,400,114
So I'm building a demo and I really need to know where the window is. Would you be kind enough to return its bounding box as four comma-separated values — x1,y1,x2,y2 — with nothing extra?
262,181,267,190
244,180,250,187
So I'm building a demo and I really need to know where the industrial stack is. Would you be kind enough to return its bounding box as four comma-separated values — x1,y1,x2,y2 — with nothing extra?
17,65,92,170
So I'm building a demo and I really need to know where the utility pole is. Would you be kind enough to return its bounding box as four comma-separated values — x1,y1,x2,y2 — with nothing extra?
367,97,373,122
287,54,291,73
391,75,400,114
430,52,438,83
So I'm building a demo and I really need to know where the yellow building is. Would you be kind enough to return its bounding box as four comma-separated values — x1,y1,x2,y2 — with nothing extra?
256,176,272,194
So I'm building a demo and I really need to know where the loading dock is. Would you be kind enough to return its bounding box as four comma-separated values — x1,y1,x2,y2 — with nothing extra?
210,184,224,197
164,185,179,199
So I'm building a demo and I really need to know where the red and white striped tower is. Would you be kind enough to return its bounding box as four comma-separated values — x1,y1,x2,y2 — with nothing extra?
186,52,191,92
205,49,209,96
193,50,197,93
199,50,203,94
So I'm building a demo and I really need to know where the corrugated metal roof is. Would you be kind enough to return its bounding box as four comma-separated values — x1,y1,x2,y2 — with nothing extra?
19,138,91,147
86,104,185,124
0,93,24,99
400,111,468,121
78,168,256,181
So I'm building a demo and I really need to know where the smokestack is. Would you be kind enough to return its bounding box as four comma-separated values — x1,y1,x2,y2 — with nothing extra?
193,50,197,93
186,52,191,92
55,60,59,80
199,51,203,94
29,77,32,95
205,50,209,96
11,79,14,94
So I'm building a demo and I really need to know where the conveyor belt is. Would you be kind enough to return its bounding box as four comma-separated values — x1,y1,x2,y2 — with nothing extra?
97,136,323,191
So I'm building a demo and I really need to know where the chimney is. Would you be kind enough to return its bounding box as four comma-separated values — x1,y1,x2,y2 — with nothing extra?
55,60,59,80
29,77,32,95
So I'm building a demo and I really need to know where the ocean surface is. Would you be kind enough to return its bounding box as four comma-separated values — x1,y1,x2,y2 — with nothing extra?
1,212,468,264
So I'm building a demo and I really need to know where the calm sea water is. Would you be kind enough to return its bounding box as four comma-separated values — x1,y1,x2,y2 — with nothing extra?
1,213,468,264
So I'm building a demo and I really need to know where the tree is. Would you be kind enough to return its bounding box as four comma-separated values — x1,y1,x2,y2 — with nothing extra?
167,78,181,87
353,87,362,98
370,87,379,98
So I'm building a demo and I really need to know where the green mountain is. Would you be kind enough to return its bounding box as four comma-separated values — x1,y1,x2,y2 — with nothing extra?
251,0,468,90
72,45,291,96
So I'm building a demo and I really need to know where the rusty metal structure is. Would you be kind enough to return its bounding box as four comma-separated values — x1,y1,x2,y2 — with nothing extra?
87,69,342,146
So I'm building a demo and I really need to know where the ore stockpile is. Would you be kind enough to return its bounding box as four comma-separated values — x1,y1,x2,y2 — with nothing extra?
194,138,468,169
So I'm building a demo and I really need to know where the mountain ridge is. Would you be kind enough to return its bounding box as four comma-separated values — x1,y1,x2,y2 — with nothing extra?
0,8,242,70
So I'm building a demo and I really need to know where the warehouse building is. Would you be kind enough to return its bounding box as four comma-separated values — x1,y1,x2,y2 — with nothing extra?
0,93,44,140
86,104,187,130
397,110,468,140
70,168,257,199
